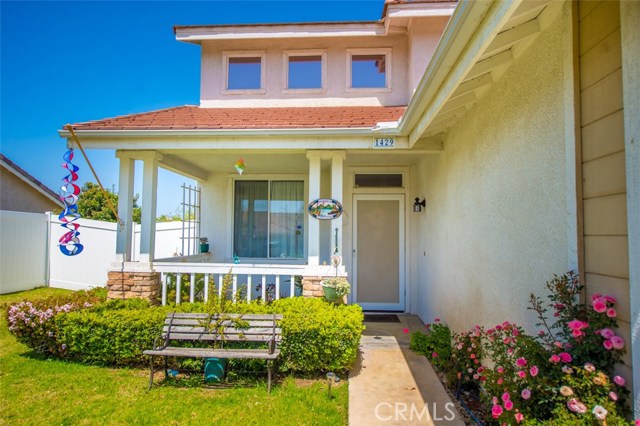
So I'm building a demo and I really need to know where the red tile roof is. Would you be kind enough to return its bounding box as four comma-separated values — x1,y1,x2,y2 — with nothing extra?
69,105,407,131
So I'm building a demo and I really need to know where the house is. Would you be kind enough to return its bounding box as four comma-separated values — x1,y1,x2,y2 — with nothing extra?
0,153,63,213
60,0,640,413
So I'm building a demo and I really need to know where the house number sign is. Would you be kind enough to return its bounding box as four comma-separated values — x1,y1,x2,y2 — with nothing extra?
373,137,396,148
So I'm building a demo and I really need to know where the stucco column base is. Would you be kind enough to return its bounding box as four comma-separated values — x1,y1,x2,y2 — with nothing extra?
106,271,161,306
302,276,325,298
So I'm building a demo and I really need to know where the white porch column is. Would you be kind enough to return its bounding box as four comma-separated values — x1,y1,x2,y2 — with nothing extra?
307,152,321,265
139,152,162,263
115,152,134,262
331,152,346,259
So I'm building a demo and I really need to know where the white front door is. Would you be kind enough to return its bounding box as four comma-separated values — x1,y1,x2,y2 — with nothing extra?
352,194,405,311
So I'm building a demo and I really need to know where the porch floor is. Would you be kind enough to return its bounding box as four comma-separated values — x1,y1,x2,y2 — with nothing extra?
349,315,465,426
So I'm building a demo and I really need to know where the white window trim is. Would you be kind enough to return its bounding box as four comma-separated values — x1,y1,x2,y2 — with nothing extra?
227,174,309,263
282,49,327,94
222,50,267,95
346,47,392,93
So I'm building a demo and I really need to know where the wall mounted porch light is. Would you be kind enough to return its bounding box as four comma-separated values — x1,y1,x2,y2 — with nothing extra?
413,197,426,213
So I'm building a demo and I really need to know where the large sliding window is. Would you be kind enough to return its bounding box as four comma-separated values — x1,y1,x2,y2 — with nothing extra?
233,180,304,259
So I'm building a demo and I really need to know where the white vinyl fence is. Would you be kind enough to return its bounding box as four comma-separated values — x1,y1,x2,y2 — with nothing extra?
0,210,189,294
0,211,49,294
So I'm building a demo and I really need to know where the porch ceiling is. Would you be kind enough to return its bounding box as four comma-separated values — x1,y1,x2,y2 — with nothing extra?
159,150,427,178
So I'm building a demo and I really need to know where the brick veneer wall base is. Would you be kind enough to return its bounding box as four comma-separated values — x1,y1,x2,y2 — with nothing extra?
106,271,161,305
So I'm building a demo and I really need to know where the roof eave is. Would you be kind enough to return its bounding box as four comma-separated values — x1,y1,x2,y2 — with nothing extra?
398,0,522,144
58,126,401,139
174,21,386,43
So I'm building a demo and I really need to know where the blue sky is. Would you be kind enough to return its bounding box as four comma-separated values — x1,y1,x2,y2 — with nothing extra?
1,0,384,215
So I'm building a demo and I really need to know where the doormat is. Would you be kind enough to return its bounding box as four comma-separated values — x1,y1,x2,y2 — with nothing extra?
363,314,400,323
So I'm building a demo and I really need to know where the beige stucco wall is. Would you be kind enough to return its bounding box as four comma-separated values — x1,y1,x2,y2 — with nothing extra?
199,35,410,107
414,10,571,334
0,166,60,213
407,16,449,95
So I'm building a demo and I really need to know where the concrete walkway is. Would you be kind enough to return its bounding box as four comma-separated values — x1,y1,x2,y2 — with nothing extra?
349,315,465,426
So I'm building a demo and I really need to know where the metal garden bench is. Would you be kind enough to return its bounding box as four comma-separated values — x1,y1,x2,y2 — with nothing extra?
144,312,283,393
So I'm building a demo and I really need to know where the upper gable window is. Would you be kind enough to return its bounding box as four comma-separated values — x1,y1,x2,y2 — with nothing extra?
347,48,392,92
284,50,327,92
223,51,266,93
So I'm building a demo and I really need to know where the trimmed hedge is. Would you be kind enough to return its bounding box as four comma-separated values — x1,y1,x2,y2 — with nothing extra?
31,297,364,373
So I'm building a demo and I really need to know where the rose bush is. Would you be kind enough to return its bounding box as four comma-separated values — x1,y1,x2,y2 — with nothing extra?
412,273,634,425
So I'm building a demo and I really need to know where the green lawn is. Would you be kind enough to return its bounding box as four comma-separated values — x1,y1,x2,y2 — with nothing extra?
0,288,348,426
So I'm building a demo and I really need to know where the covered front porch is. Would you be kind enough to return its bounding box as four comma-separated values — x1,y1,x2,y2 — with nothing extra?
105,146,435,308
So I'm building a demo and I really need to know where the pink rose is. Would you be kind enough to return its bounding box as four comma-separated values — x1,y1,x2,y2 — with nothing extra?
584,363,596,373
403,328,409,333
550,354,561,364
609,391,618,401
613,375,626,386
497,366,505,374
600,328,615,339
593,298,607,313
591,293,602,301
517,371,526,379
432,352,438,358
568,320,584,330
492,405,503,419
502,392,510,402
521,389,531,400
571,329,584,338
529,366,539,377
559,352,572,363
604,339,614,350
516,357,527,367
605,295,617,304
515,413,524,423
504,400,514,411
497,378,504,385
434,317,440,323
607,308,617,318
538,330,545,336
567,398,587,414
611,336,625,350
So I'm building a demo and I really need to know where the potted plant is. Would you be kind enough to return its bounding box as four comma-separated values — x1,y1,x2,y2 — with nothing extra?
321,277,350,302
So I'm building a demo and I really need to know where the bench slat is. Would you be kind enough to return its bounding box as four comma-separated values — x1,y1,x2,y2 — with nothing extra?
167,313,283,320
165,319,280,327
166,333,282,342
164,326,282,335
143,347,280,360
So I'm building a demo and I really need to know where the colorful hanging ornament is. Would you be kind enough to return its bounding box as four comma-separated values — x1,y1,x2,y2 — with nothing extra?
234,157,246,175
58,149,83,256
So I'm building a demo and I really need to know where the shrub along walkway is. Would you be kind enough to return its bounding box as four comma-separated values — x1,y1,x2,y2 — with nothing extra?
349,315,465,426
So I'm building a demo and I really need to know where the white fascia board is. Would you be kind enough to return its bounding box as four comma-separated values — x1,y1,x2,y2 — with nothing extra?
58,129,409,150
399,0,524,146
175,23,385,42
386,4,457,19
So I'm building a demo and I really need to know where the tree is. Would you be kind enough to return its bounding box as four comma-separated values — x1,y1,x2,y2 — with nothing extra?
76,182,141,223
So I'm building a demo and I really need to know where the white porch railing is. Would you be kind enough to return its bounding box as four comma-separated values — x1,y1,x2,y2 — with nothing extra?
153,262,307,306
